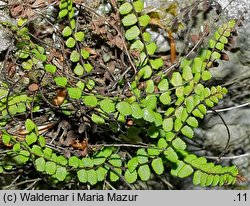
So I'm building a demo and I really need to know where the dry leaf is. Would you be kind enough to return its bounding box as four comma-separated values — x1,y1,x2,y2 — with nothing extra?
31,0,46,8
28,83,39,92
221,52,229,61
71,139,88,151
10,4,23,17
150,17,164,28
84,47,97,55
52,89,67,106
73,0,85,4
10,0,47,18
236,174,248,183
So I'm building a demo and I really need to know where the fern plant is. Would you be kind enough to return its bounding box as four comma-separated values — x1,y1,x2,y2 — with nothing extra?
0,0,242,188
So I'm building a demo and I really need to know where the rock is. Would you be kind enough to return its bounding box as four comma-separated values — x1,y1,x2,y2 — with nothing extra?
199,109,250,152
0,2,13,53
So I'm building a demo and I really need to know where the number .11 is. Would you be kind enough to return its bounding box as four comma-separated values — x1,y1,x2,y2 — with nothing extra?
237,193,247,201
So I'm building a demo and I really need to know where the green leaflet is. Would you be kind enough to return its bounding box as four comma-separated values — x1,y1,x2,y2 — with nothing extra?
159,92,171,105
82,157,94,168
35,157,46,172
145,80,154,93
70,50,80,62
46,161,57,175
56,155,68,166
31,145,44,156
77,169,88,183
158,79,169,91
174,118,182,131
211,51,221,60
38,136,46,148
109,168,122,182
170,72,183,86
26,132,38,145
84,63,93,73
201,71,212,81
119,2,133,15
74,31,85,42
109,154,122,167
162,118,173,132
172,138,186,150
22,60,33,70
87,169,98,185
181,125,194,138
99,99,116,113
25,119,36,133
67,87,82,99
91,114,105,124
131,40,144,51
138,65,152,79
124,169,137,183
93,155,106,166
143,32,151,42
74,64,84,76
66,37,76,48
68,156,80,168
81,49,90,59
127,157,139,173
151,158,164,175
83,95,98,107
186,117,198,128
142,108,155,122
137,148,148,164
125,26,140,40
122,14,138,26
14,151,30,165
116,101,132,116
54,77,67,87
131,102,143,119
13,143,20,152
157,138,168,149
133,0,144,13
178,165,194,178
96,167,108,182
62,26,72,37
0,166,3,174
146,95,157,110
192,57,203,73
59,9,68,19
146,42,157,55
182,66,193,81
154,112,163,126
164,147,178,163
147,146,160,156
150,58,164,70
139,15,151,27
138,165,150,181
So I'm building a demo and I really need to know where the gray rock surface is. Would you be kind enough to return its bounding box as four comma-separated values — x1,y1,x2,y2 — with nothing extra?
0,2,13,53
